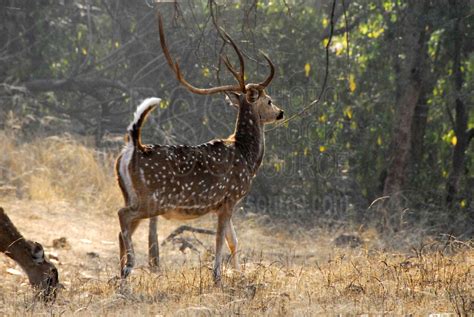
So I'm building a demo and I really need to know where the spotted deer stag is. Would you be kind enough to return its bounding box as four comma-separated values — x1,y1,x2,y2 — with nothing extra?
0,207,58,299
115,15,284,284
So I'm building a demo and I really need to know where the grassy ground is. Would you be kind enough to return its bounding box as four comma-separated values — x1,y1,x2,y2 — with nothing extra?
0,134,472,316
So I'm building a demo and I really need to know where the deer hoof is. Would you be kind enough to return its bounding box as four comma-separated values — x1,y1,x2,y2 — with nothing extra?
149,262,160,273
149,257,160,269
121,265,133,279
213,271,222,287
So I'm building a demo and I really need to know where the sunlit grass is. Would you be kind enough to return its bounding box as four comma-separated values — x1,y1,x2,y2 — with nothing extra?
0,132,120,213
1,242,471,316
0,133,472,315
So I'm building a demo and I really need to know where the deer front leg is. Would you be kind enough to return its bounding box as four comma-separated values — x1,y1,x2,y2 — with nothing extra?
118,207,140,278
148,216,159,269
213,211,231,286
225,219,239,270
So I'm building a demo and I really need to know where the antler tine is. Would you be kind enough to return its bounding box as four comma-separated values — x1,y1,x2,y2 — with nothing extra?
220,55,246,92
221,29,246,92
257,52,275,89
158,13,179,76
220,55,238,79
158,13,243,95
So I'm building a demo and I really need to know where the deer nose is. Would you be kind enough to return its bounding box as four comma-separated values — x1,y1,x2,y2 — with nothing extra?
277,110,284,120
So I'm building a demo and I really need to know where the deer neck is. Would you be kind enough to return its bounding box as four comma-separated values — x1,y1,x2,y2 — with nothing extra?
2,238,39,279
0,215,39,281
234,103,264,174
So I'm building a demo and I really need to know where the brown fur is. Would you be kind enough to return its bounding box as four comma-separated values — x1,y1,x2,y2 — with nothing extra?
0,207,58,300
118,20,283,283
116,91,283,284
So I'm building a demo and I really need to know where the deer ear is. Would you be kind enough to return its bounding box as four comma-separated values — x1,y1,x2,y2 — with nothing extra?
30,242,45,264
245,87,259,103
225,92,240,109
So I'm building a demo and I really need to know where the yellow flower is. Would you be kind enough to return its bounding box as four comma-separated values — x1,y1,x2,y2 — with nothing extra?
304,63,311,77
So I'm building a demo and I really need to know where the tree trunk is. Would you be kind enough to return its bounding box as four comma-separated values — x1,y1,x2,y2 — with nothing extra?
446,0,471,205
410,98,429,171
383,1,431,198
409,36,444,179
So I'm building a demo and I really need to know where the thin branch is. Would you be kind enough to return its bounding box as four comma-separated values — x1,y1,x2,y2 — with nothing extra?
209,0,267,67
321,17,361,40
22,78,129,98
468,128,474,143
161,225,215,246
445,103,456,129
320,0,352,39
342,0,351,66
282,0,292,16
267,0,337,131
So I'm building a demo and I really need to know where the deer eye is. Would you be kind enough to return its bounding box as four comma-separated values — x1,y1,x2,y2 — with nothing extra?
268,100,272,105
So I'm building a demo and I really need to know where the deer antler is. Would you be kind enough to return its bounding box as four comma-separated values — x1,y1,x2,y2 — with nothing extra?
158,13,245,95
219,30,246,92
244,52,275,92
218,30,274,92
257,52,275,89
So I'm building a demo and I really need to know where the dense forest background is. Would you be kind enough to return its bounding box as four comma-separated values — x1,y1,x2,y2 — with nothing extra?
0,0,472,236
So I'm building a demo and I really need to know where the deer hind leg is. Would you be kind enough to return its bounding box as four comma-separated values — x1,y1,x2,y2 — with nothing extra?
213,211,231,286
118,218,140,274
118,207,141,278
148,216,159,269
225,219,239,270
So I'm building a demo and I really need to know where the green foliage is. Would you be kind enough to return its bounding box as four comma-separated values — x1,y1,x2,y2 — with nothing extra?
0,0,472,225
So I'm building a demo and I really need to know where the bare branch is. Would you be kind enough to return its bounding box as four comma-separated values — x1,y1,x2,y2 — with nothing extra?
320,0,353,39
468,128,474,143
23,78,129,95
267,0,338,131
161,225,215,246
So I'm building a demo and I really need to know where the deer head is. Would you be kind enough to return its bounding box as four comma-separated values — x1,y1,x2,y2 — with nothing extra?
158,14,284,125
0,208,59,300
225,88,284,124
25,241,59,300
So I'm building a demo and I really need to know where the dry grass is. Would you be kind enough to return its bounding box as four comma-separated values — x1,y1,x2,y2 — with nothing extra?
0,134,472,316
0,132,120,212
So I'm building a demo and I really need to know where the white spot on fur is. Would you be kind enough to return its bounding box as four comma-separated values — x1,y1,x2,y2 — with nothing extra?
139,168,146,184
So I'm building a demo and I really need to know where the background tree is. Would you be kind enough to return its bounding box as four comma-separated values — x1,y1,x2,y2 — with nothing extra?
0,0,472,235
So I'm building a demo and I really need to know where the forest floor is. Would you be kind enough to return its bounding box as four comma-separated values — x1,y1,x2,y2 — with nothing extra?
0,199,472,316
0,134,472,316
